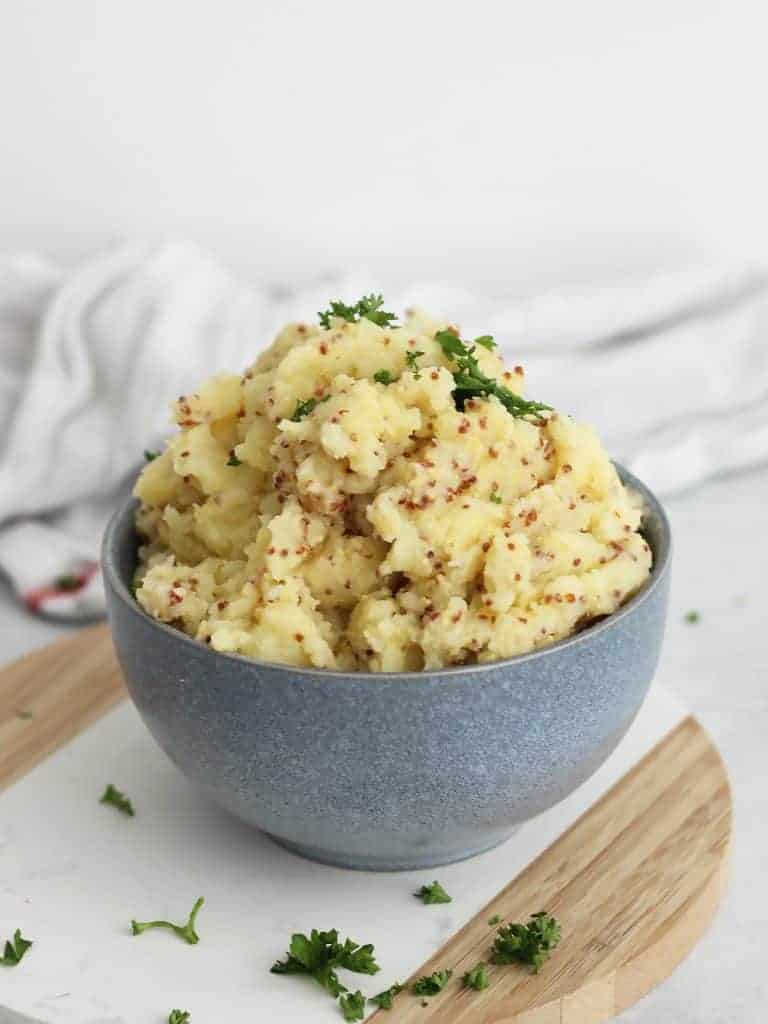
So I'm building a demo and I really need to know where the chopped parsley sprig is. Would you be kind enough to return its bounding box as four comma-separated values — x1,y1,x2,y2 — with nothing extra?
463,961,490,990
131,897,204,945
0,929,33,967
369,982,404,1009
100,783,134,816
291,394,331,422
319,294,397,329
434,329,551,420
415,880,452,905
491,912,561,973
168,1012,190,1024
412,968,453,995
271,928,380,1001
339,990,366,1021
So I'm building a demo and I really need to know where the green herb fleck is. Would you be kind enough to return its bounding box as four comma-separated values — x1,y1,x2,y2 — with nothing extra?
271,929,380,1000
421,999,429,1007
100,784,134,817
291,394,331,422
168,1012,190,1024
369,982,404,1009
412,969,452,995
0,929,33,967
54,574,81,592
405,349,425,379
339,990,366,1021
684,610,701,624
462,961,490,990
226,452,243,466
131,897,204,945
415,880,452,905
434,329,551,420
491,912,561,973
318,294,397,329
144,449,160,462
374,369,397,386
15,709,33,720
488,914,502,926
489,492,503,504
474,335,496,350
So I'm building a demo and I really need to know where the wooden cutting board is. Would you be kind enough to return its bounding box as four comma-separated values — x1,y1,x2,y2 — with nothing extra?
0,625,731,1024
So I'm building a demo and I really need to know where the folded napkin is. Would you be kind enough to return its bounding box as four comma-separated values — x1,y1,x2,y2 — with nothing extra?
1,241,766,621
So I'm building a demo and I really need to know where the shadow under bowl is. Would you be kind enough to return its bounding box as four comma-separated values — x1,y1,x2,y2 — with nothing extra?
102,465,671,871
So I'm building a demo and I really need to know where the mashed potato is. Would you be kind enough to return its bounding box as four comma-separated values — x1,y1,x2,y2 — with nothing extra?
133,299,652,671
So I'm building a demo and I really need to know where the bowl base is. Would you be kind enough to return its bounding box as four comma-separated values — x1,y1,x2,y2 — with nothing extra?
266,827,520,872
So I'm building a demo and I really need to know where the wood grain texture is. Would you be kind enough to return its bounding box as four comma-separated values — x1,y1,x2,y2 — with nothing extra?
379,715,731,1023
0,623,123,792
0,626,731,1023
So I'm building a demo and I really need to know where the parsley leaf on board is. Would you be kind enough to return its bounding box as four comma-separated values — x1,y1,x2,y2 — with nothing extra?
290,394,331,422
462,961,490,990
318,294,397,329
271,929,380,1000
412,968,453,995
339,990,366,1021
0,929,33,967
488,914,502,926
434,329,551,420
168,1012,190,1024
415,880,452,905
100,784,134,817
373,369,396,385
369,982,404,1009
491,912,561,973
131,897,204,945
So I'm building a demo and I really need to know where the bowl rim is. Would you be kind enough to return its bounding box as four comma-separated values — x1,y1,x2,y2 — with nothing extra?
102,463,671,682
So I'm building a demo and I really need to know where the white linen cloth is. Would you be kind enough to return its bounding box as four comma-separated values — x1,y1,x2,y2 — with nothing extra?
1,240,766,621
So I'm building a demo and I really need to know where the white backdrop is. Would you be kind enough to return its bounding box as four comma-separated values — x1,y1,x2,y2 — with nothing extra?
0,0,766,289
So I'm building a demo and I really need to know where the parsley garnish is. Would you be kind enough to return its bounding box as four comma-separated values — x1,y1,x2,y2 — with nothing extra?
271,929,380,1001
291,394,331,422
144,449,160,461
131,897,204,945
339,990,366,1021
412,969,452,995
684,610,701,624
415,880,452,905
226,452,243,466
318,294,397,329
489,491,503,504
434,329,551,419
374,369,396,385
100,783,134,816
405,349,425,379
54,574,81,591
474,335,496,350
369,982,403,1009
488,914,502,926
168,1012,190,1024
0,929,33,967
463,961,490,990
491,912,561,973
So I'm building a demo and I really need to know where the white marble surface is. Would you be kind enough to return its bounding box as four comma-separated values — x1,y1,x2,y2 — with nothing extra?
1,467,766,1022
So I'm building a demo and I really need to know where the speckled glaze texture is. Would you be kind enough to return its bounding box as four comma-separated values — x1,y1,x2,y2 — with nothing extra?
102,466,670,871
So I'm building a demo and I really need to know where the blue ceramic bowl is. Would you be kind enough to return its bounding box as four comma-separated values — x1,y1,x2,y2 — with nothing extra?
102,465,670,871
